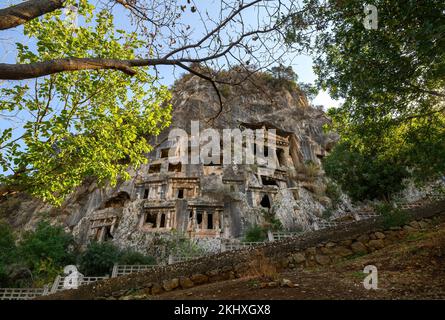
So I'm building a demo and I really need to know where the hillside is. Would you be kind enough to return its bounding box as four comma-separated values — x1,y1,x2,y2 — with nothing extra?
157,220,445,300
40,200,445,300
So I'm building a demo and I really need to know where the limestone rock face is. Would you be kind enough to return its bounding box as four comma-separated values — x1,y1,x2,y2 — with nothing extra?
0,71,349,259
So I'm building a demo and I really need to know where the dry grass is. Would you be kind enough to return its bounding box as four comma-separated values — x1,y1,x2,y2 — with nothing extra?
295,162,320,183
246,251,279,280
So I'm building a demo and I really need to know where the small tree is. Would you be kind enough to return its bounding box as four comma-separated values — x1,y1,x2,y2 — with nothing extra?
270,64,298,82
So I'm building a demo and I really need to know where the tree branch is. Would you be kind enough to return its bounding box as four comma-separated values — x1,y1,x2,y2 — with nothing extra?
0,57,181,80
0,0,66,30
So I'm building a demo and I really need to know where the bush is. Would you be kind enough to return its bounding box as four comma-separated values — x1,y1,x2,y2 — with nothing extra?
297,161,320,182
325,180,342,208
78,242,121,276
78,242,156,276
243,225,267,242
262,209,283,232
0,221,75,287
0,221,17,264
19,221,75,270
268,217,283,232
0,264,8,287
172,237,205,258
33,258,64,287
376,203,409,228
119,250,156,265
0,222,18,286
322,208,334,220
0,196,22,218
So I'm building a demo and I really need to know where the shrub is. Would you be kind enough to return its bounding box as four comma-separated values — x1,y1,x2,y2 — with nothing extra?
268,217,283,232
0,222,18,286
169,235,205,258
376,203,409,228
19,221,75,270
33,258,64,287
325,180,342,208
118,250,156,265
322,208,334,220
0,221,76,287
219,84,231,99
0,221,17,264
78,242,121,276
247,252,278,280
0,196,22,218
0,264,7,287
297,160,320,182
78,242,157,276
262,209,283,232
243,225,267,242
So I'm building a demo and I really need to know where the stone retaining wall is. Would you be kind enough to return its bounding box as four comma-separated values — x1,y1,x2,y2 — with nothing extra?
40,200,445,300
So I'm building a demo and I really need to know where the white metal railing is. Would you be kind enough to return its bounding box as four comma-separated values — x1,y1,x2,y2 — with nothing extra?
399,202,423,210
1,272,109,300
317,220,341,229
270,231,305,241
221,241,264,251
0,287,49,300
111,264,157,278
50,275,109,294
168,254,204,265
354,210,380,220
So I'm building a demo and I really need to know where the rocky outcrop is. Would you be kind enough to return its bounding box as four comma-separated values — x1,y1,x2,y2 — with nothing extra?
1,70,348,258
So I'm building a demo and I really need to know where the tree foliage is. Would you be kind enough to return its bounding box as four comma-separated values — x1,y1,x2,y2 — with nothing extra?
283,1,445,200
0,0,301,204
322,142,409,201
0,220,156,285
0,220,75,287
78,241,156,276
243,224,267,242
270,64,299,82
0,3,172,204
78,242,121,276
0,222,18,286
19,221,76,269
119,250,156,266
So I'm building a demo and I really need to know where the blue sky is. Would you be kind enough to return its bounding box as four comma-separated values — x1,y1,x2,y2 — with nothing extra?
0,0,340,106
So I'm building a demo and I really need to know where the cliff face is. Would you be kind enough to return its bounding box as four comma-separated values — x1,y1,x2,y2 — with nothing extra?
0,72,348,258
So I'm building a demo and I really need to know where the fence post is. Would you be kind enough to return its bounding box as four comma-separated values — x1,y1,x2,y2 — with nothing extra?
168,254,174,265
111,264,118,278
267,230,274,242
50,275,61,294
220,241,226,252
42,284,49,296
